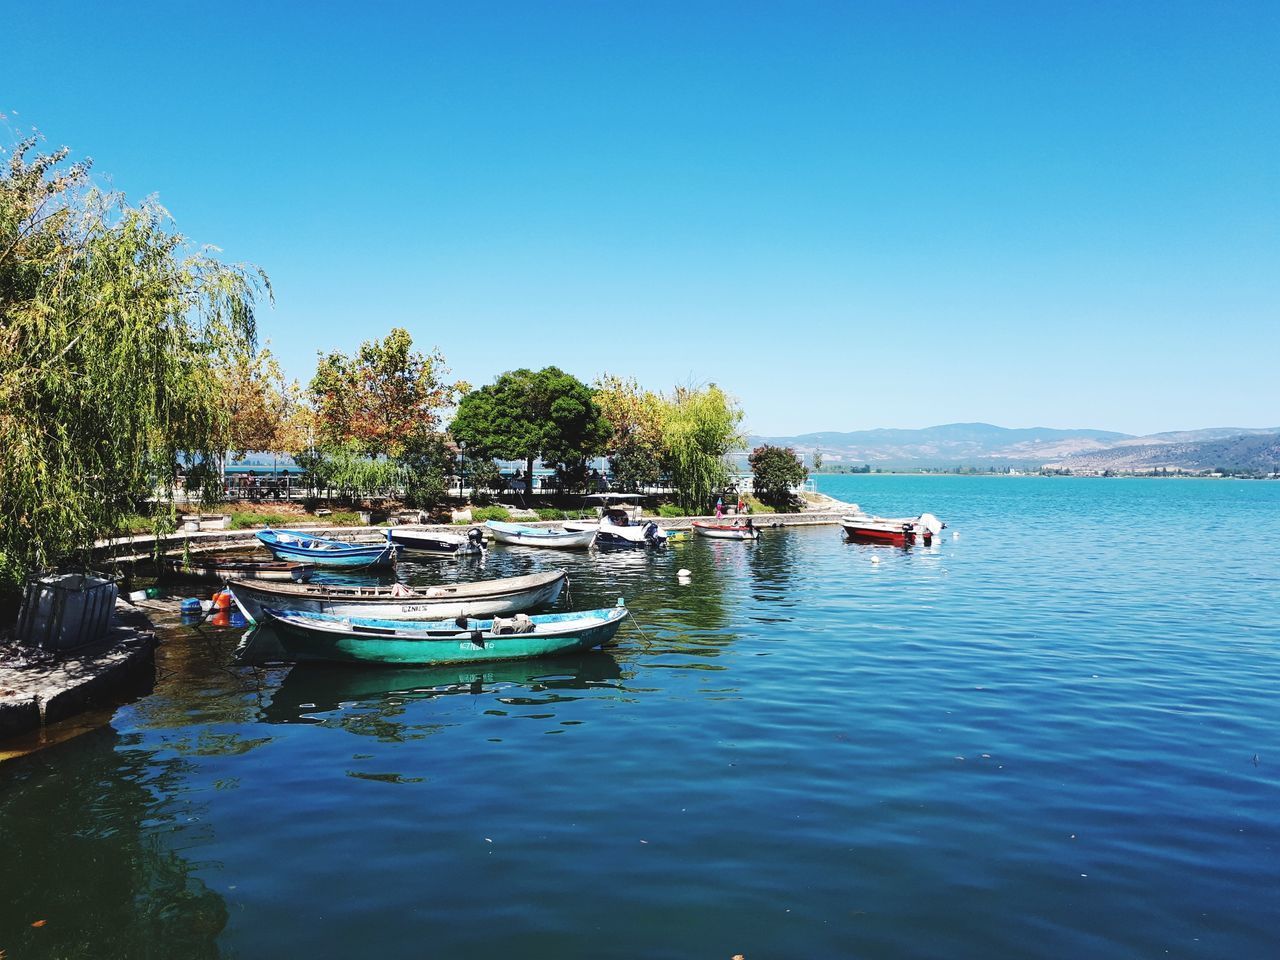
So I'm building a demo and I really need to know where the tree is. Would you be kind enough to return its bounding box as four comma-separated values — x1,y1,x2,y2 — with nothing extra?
593,374,667,490
309,328,463,458
449,367,612,494
661,383,744,513
218,344,299,458
812,449,824,472
396,431,453,509
0,136,266,600
749,445,809,509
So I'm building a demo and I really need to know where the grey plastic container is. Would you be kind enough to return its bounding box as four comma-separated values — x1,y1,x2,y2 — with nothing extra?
14,573,118,651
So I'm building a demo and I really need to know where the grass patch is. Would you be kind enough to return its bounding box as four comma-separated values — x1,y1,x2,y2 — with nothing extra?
228,509,364,530
657,504,689,518
459,506,511,524
742,495,776,514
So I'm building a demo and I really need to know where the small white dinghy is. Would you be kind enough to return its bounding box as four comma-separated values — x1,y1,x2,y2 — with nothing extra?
485,520,597,550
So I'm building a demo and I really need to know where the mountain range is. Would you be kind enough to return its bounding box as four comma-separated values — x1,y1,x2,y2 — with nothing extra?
745,422,1280,472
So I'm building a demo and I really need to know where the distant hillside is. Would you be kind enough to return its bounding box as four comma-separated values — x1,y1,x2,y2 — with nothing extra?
748,422,1133,467
745,422,1280,471
1046,432,1280,474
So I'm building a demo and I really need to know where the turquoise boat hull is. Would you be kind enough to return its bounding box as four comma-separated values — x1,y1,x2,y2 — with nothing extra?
248,606,628,666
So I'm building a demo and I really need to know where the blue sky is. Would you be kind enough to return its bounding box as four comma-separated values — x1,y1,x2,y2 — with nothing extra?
5,1,1277,436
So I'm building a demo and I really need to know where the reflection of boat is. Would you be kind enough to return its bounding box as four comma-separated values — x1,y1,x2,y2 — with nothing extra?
260,651,624,721
256,529,400,569
389,527,485,556
228,569,567,624
243,603,629,666
693,519,760,540
485,520,597,550
167,557,314,582
840,512,944,546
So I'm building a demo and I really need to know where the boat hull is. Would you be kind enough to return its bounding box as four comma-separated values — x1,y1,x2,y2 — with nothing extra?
389,528,484,556
486,521,597,550
229,570,567,624
168,558,314,582
692,522,760,540
565,519,666,549
252,606,627,666
257,529,400,569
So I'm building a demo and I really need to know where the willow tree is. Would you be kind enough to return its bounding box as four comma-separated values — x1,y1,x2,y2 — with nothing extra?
661,383,744,513
0,137,267,599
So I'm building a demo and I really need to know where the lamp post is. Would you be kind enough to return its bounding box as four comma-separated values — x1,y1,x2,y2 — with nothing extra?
459,442,466,500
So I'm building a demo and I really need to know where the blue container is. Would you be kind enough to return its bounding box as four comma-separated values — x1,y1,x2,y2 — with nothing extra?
180,598,202,615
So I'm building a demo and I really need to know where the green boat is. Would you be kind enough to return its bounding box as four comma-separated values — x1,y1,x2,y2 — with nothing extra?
243,602,629,666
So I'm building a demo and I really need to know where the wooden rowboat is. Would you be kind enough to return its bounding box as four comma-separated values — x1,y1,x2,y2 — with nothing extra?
239,602,629,666
228,569,567,624
692,520,760,540
256,528,401,569
167,557,314,582
485,520,597,550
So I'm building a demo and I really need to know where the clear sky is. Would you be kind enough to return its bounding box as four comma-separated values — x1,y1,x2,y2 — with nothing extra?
5,1,1277,436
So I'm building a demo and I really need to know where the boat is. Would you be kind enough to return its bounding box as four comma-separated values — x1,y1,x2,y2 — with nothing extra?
563,493,667,548
840,512,944,546
255,528,401,569
692,519,760,540
239,602,630,666
389,526,485,556
228,569,567,624
166,557,314,582
485,520,597,550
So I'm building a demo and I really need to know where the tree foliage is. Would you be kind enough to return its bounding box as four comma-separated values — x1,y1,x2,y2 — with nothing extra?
310,327,462,458
594,374,667,490
449,367,611,486
662,384,744,513
749,444,809,509
0,136,267,596
218,344,300,458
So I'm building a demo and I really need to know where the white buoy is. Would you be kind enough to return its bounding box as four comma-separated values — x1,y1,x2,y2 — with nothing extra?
677,568,691,577
870,556,881,565
953,531,960,540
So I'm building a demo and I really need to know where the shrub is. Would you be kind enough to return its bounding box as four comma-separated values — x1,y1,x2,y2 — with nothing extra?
657,503,688,518
466,506,511,523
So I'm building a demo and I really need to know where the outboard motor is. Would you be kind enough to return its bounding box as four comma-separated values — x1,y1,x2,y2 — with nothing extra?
467,527,486,552
643,521,664,547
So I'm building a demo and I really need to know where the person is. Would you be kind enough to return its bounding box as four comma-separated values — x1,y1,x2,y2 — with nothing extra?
737,494,746,515
715,496,724,519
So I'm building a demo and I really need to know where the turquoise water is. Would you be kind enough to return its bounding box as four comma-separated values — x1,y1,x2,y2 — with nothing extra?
3,476,1279,958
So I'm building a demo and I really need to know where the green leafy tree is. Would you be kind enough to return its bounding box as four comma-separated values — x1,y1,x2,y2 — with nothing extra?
0,136,266,600
309,327,463,458
749,444,809,509
449,367,612,494
396,431,453,509
594,374,667,490
661,383,744,513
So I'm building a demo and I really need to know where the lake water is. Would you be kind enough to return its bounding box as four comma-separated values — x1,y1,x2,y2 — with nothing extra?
3,476,1279,958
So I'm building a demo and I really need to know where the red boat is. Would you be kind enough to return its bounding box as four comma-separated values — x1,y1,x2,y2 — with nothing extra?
840,513,944,546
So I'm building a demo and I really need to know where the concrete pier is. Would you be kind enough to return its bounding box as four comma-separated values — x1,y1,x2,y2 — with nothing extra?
0,601,158,742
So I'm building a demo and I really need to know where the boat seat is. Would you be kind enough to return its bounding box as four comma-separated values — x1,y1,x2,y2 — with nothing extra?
491,615,535,635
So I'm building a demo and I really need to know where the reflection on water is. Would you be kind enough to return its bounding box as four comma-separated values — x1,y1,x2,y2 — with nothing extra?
261,651,624,725
0,726,227,959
